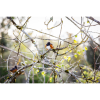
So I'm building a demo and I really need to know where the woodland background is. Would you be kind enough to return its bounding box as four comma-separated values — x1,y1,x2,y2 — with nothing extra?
0,16,100,83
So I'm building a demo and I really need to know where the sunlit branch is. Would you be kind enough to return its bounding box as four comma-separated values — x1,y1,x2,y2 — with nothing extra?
0,45,34,61
7,17,41,55
26,27,74,44
65,17,100,46
71,17,99,27
26,65,34,83
44,17,62,30
5,63,36,83
23,17,31,27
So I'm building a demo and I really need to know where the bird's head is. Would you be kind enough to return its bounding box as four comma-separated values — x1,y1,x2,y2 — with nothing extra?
46,42,51,46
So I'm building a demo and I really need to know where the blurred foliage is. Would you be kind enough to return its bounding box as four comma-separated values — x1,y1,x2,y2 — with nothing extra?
0,67,8,83
0,17,12,66
76,65,100,83
86,39,100,69
29,73,53,83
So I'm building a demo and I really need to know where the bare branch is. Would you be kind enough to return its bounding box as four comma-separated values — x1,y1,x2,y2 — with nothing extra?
86,16,100,25
0,45,34,61
65,17,100,46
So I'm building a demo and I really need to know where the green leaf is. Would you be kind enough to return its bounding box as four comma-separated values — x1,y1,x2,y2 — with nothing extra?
69,44,71,47
66,64,70,68
61,59,64,63
74,54,77,58
77,50,81,55
64,56,67,59
62,65,64,67
87,20,90,23
35,69,39,74
41,71,46,76
74,40,77,43
82,66,86,69
83,49,85,52
83,71,87,74
58,65,61,67
75,35,77,37
69,50,72,52
55,75,57,79
67,56,71,62
25,61,27,64
50,77,52,82
85,47,88,50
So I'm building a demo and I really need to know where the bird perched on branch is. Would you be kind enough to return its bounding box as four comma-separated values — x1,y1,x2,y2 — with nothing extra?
10,66,17,73
45,42,54,50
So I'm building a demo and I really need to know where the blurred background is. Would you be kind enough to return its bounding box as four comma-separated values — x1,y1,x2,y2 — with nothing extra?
0,17,100,83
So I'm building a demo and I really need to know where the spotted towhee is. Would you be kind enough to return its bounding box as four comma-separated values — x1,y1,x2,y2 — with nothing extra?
10,66,17,73
45,42,54,50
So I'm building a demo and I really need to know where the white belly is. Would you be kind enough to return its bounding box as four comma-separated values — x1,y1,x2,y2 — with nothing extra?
46,46,51,50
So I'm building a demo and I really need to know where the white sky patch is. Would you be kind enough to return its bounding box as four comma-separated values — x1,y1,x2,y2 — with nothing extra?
5,16,100,50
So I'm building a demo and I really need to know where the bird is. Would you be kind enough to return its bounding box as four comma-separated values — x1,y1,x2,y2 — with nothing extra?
10,66,17,73
45,42,54,50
